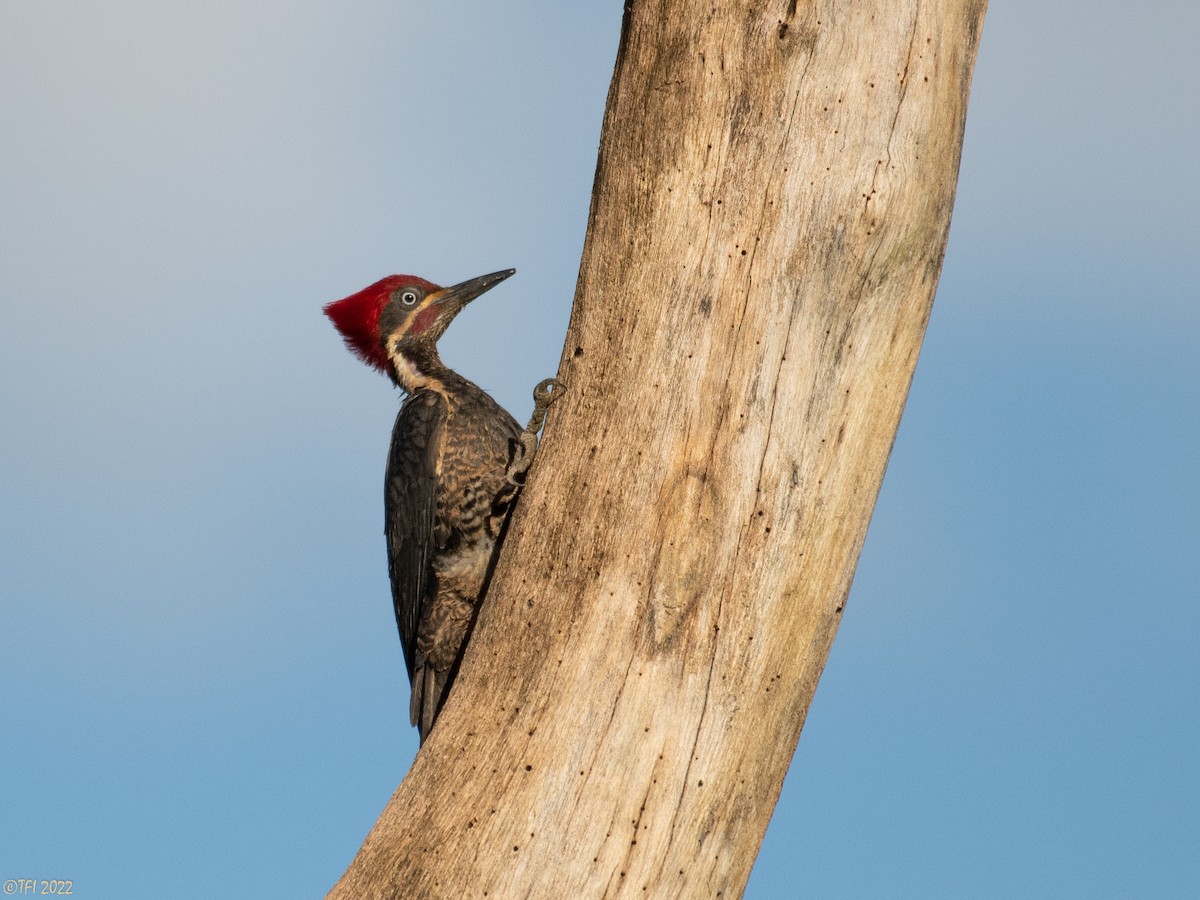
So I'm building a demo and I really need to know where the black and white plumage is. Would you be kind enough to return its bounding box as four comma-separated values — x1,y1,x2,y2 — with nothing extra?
385,375,520,739
325,269,529,742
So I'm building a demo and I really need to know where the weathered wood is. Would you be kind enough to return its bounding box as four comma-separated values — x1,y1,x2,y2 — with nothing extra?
329,0,986,896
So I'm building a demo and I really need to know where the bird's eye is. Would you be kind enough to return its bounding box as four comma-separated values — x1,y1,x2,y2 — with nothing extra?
400,290,419,306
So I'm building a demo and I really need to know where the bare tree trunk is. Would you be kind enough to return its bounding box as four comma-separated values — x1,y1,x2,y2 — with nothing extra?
329,0,986,896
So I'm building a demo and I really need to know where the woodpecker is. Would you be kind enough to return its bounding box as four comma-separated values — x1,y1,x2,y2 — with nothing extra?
324,268,556,743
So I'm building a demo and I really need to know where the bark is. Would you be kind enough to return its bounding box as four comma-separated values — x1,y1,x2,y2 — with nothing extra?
329,0,986,896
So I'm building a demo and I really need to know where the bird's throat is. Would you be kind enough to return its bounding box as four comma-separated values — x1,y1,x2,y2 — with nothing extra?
387,342,444,395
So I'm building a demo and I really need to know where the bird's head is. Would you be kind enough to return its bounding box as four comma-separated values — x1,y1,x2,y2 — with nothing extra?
323,269,515,381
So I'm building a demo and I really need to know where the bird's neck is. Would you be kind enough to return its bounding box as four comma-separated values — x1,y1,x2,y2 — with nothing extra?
387,340,453,395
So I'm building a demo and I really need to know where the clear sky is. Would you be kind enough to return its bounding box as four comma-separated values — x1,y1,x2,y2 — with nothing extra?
1,2,1196,897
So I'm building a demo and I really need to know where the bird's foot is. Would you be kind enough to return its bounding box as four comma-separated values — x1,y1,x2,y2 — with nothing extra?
506,378,563,487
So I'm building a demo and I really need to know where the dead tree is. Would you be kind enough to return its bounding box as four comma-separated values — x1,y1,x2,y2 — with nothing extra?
329,0,986,896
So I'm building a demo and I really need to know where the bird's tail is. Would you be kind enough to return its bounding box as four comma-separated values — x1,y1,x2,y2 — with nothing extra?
412,664,449,744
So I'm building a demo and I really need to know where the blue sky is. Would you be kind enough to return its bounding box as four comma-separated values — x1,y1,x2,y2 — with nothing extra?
2,2,1196,897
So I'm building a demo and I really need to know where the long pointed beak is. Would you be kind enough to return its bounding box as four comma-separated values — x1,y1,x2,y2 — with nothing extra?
435,268,515,311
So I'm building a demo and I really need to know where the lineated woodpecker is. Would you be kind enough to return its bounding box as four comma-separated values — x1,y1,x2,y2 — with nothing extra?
324,268,556,742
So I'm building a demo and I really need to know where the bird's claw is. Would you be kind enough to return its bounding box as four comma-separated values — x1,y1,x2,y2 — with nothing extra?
506,377,564,487
525,378,563,433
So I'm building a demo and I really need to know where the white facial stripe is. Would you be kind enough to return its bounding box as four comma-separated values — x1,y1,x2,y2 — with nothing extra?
386,337,433,392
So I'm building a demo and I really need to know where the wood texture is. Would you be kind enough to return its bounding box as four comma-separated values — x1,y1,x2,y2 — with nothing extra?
329,0,986,896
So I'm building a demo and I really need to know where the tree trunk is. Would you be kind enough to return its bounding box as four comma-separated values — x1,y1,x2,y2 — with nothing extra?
329,0,986,896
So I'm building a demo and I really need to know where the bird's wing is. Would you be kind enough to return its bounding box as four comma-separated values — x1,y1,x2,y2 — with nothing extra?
384,390,444,690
